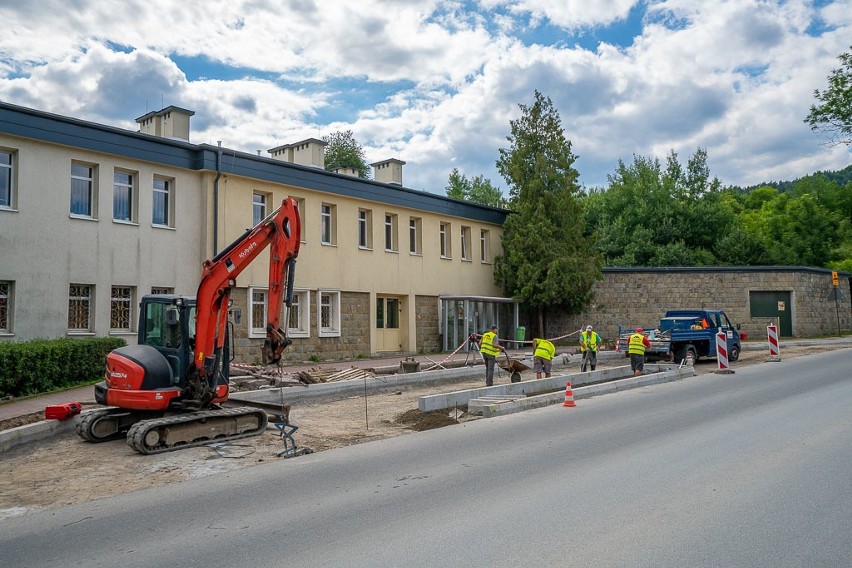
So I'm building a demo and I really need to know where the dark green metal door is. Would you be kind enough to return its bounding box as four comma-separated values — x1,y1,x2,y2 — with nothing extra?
749,291,793,337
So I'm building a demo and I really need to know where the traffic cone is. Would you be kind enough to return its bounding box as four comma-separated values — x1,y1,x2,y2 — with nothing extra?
562,381,576,407
615,338,620,352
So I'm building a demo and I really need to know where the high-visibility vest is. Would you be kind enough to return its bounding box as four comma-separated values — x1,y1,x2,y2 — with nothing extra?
628,333,646,355
533,339,555,360
580,331,599,352
480,331,500,357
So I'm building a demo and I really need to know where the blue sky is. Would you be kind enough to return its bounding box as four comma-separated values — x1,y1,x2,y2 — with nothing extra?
0,0,849,194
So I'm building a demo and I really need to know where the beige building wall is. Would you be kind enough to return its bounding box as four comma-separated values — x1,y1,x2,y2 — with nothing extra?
209,174,503,358
0,134,205,341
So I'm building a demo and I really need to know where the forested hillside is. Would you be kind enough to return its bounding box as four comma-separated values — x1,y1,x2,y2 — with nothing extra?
581,151,852,271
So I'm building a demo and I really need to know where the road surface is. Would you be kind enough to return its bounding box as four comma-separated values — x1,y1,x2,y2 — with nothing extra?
2,348,850,567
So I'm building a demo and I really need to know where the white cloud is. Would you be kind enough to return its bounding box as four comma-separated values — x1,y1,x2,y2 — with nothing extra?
0,0,849,194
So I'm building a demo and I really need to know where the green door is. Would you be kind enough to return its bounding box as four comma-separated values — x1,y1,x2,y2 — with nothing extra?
749,291,793,337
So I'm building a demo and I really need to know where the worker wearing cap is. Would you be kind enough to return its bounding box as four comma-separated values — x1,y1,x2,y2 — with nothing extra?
628,327,652,377
532,337,556,379
579,325,602,372
479,324,505,386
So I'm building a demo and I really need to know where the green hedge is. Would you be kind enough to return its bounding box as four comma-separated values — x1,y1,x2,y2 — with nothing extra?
0,337,127,399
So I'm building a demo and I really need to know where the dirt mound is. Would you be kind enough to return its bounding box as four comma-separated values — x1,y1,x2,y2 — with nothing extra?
395,409,459,431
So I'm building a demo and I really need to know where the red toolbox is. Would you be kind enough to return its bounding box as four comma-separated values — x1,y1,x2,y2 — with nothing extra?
45,402,82,420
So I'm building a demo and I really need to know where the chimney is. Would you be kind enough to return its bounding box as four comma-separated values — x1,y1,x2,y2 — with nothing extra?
268,138,327,168
370,158,405,185
135,106,195,141
333,165,360,178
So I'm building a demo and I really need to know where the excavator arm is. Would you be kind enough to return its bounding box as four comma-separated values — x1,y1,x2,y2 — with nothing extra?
193,198,301,392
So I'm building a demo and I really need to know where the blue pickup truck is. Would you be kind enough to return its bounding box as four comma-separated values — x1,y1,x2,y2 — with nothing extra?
620,309,743,363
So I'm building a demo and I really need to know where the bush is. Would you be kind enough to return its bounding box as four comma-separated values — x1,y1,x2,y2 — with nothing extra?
0,337,126,398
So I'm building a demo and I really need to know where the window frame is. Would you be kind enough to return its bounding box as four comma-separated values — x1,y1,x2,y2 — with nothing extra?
317,289,341,337
152,176,174,228
248,287,268,339
109,285,135,333
68,283,94,333
460,225,472,261
70,161,98,219
358,208,373,250
253,192,268,226
440,222,452,259
0,280,13,334
112,169,137,223
480,229,491,263
409,216,422,255
0,148,16,210
384,213,398,252
287,289,310,338
320,203,337,246
290,196,306,243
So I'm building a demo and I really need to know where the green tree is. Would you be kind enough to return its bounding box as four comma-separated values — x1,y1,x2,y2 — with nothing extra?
582,149,735,267
445,168,507,208
322,130,371,178
805,46,852,146
493,91,600,337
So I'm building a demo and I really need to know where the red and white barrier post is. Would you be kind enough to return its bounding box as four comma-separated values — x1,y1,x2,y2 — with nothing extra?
715,330,734,374
767,324,781,361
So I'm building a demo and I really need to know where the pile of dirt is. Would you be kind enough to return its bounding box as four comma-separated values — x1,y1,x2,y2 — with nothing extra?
395,409,460,431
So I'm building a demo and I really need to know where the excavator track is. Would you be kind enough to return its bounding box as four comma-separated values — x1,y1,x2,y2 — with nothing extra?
77,408,146,443
126,407,269,455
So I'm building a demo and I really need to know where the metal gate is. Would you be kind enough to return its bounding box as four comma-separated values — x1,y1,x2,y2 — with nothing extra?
749,291,793,337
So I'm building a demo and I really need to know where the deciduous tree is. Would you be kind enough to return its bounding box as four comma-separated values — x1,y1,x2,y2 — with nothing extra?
805,46,852,146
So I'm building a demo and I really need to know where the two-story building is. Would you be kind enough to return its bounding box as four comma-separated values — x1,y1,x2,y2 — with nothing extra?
0,102,517,362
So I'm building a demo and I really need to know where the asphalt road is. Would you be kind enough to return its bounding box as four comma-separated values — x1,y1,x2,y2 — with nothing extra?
2,348,851,567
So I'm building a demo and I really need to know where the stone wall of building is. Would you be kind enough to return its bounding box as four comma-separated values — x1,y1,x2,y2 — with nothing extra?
415,295,441,354
231,289,372,363
546,268,851,345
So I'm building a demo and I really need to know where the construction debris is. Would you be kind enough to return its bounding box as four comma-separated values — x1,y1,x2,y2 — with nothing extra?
229,364,376,391
295,367,376,384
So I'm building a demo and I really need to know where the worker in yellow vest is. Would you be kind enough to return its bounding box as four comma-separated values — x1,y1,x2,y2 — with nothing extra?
579,325,601,372
628,327,651,377
532,338,556,379
479,324,505,386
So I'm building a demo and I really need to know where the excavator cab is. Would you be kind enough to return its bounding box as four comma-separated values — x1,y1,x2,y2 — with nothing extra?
139,295,198,384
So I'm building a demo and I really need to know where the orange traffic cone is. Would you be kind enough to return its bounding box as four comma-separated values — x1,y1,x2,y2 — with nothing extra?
562,381,576,407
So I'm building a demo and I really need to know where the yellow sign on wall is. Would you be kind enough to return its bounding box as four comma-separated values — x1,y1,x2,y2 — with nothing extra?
832,271,839,286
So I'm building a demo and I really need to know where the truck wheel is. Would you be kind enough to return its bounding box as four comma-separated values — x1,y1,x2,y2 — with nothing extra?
729,344,740,362
676,344,698,365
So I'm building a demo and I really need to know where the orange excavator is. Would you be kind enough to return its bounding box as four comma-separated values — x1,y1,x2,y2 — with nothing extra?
77,198,301,454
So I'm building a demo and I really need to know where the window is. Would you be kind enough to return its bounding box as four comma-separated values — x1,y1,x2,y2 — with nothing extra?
151,286,173,295
480,229,491,263
321,203,336,245
440,222,452,258
0,281,12,333
318,290,341,337
0,150,15,209
290,196,306,242
358,209,373,249
71,162,97,218
461,226,472,260
113,170,136,222
110,286,134,332
384,213,398,252
68,284,93,332
249,288,268,338
409,217,422,255
253,192,268,226
153,177,173,226
287,289,310,338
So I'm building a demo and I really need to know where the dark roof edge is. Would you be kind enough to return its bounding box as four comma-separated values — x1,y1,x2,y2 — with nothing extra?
0,101,509,224
603,265,851,277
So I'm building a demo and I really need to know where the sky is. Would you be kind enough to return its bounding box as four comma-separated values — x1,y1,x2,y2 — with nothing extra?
0,0,850,195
